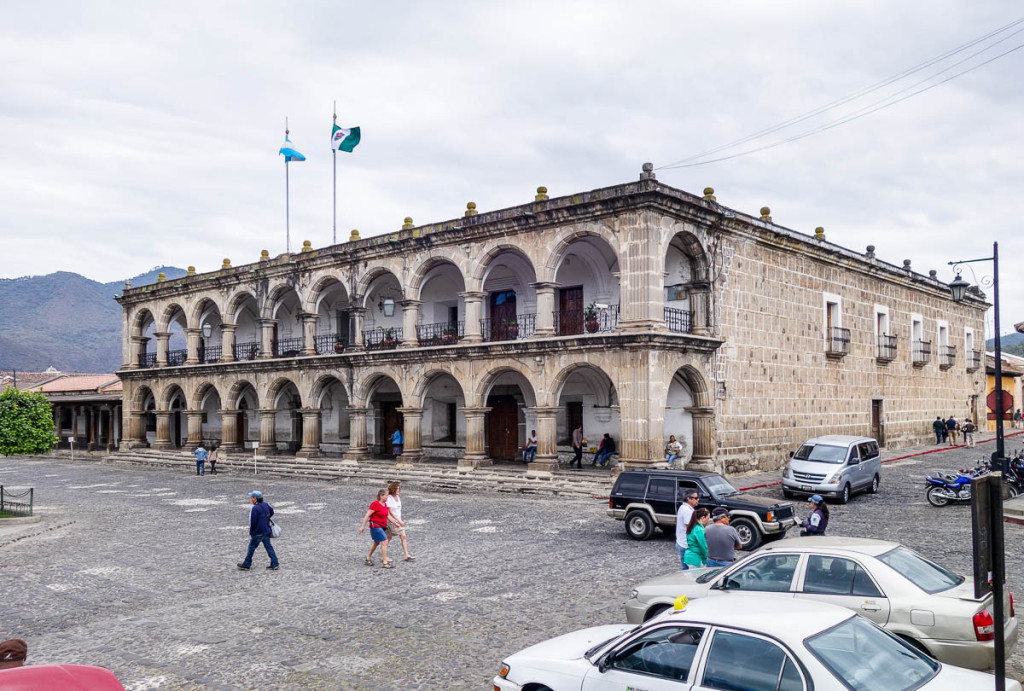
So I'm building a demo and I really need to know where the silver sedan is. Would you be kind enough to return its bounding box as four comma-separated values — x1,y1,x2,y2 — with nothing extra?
623,536,1017,671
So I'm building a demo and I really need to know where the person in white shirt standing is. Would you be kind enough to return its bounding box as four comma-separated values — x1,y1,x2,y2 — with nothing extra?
676,490,699,569
386,481,415,561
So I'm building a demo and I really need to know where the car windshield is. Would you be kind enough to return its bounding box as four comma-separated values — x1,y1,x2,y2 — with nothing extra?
807,615,938,691
877,546,964,594
793,443,847,463
585,627,638,661
696,567,727,584
703,476,740,497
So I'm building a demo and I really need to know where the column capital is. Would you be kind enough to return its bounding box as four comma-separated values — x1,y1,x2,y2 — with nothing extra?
299,408,322,417
185,327,201,335
185,409,204,417
257,408,277,417
400,299,422,308
299,313,318,324
153,410,172,418
349,306,367,316
346,406,369,416
154,331,172,339
220,321,237,330
528,281,560,292
458,291,486,301
396,406,423,417
458,406,492,418
257,318,278,327
528,405,562,417
685,406,715,418
131,335,151,344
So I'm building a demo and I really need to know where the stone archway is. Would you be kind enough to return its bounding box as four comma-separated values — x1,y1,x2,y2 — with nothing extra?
552,363,620,468
667,365,714,470
414,370,466,462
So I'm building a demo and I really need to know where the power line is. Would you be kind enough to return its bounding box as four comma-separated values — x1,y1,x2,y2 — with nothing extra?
657,15,1024,170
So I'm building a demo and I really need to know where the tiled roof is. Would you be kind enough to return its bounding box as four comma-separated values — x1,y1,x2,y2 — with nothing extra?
0,370,65,390
33,374,121,393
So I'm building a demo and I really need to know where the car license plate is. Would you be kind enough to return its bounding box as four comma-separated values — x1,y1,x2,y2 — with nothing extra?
800,485,812,491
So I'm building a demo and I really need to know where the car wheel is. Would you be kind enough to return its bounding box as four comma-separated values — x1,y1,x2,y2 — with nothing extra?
782,488,796,499
625,510,655,541
868,475,880,494
926,486,950,507
837,483,851,504
644,603,672,622
730,517,762,550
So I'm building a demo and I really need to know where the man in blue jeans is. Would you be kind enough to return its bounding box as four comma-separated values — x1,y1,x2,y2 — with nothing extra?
522,429,538,463
592,433,617,467
193,443,208,476
704,507,742,568
238,491,279,571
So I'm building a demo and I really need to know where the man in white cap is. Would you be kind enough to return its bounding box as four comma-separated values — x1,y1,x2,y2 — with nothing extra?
237,490,279,571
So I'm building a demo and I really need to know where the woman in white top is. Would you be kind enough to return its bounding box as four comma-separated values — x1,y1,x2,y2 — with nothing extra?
385,481,415,561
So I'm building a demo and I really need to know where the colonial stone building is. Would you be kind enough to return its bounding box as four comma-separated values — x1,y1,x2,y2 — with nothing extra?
115,165,987,474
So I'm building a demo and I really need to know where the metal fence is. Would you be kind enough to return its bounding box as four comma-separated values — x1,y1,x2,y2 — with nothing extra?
481,313,536,341
939,344,956,368
199,345,222,364
664,307,694,334
554,305,619,335
877,334,897,361
364,327,403,350
912,339,932,366
273,337,304,357
167,349,187,366
0,486,33,517
826,327,850,356
314,334,348,354
234,341,262,361
138,352,157,368
417,321,463,346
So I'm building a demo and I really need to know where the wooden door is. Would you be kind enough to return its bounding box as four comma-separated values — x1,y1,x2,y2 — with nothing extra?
487,396,519,460
565,401,583,444
871,399,882,444
558,286,584,335
489,291,517,341
381,403,404,455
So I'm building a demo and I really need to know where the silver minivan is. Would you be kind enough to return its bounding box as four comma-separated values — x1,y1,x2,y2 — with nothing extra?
781,435,881,504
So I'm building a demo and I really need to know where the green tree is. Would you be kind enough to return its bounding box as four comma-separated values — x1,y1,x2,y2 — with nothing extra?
0,387,57,456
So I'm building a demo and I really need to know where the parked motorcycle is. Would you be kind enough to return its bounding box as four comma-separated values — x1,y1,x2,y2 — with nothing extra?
925,460,990,507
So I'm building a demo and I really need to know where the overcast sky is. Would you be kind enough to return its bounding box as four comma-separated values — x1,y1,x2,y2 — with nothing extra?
2,1,1022,336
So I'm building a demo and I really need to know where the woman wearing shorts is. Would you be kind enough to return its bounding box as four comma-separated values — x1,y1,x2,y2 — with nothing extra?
386,481,414,561
358,489,393,568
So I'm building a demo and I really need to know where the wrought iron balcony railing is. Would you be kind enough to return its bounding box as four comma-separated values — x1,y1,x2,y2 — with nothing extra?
912,339,932,366
166,349,187,367
417,321,463,346
364,327,402,350
967,349,982,372
273,337,304,357
939,344,956,369
234,341,262,361
826,327,850,358
314,334,348,354
199,345,222,364
138,352,157,368
481,313,536,342
554,305,619,335
876,334,897,362
664,307,694,334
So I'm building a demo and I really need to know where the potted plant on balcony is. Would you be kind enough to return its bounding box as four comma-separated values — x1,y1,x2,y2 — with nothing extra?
584,302,600,333
503,319,519,339
333,333,346,353
383,327,397,347
441,324,457,344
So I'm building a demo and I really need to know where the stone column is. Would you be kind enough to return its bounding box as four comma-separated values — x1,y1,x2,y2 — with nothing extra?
530,283,558,337
686,406,715,471
301,314,319,355
458,406,492,469
87,406,98,451
128,336,150,369
343,407,370,462
152,411,172,450
221,323,237,362
220,410,243,452
258,319,276,359
258,409,278,455
154,332,171,367
460,291,485,343
102,405,114,451
616,349,657,468
129,410,147,446
396,407,423,464
690,284,711,336
185,327,202,365
71,406,80,446
351,307,366,349
528,406,561,471
296,409,322,458
400,300,422,349
184,410,204,451
617,211,662,331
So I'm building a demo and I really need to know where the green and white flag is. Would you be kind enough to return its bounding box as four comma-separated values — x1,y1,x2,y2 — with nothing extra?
331,125,361,152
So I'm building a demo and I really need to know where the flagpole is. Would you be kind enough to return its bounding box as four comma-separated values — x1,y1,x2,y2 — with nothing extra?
332,102,337,245
285,118,291,254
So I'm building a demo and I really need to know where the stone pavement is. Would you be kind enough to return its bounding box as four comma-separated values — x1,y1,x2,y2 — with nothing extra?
1,433,1023,689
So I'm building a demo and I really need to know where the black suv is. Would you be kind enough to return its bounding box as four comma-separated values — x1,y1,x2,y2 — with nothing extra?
608,469,796,549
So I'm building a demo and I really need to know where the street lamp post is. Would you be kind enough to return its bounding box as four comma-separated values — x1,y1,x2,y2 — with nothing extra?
949,241,1005,691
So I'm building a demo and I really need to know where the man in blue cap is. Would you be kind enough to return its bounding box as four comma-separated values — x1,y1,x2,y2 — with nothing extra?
237,490,279,571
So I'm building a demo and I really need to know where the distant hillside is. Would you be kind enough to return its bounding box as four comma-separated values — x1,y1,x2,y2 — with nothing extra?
987,332,1024,358
0,266,187,372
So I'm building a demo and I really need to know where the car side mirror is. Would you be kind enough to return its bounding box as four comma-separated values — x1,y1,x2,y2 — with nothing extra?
598,654,612,673
789,451,795,458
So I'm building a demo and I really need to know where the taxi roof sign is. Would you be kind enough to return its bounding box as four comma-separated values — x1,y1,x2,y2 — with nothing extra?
674,595,689,611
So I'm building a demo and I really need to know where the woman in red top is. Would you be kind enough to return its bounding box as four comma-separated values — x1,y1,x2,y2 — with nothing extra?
358,488,393,568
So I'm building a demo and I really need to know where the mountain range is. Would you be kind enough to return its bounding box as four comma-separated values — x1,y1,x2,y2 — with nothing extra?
0,267,187,373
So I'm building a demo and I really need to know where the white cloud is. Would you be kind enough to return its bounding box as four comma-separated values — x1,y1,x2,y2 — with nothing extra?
0,0,1022,331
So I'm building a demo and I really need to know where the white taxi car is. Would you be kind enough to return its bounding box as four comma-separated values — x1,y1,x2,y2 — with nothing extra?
623,537,1017,671
494,595,1019,691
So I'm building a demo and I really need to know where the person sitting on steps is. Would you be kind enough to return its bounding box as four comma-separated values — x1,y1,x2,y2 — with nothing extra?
592,433,617,467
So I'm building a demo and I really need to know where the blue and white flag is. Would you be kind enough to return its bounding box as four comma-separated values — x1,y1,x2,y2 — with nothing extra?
279,136,306,162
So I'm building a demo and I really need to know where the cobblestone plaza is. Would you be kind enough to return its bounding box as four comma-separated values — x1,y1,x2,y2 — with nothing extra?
3,438,1024,689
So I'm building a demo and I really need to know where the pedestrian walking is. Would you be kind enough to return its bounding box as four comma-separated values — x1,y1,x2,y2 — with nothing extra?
0,638,27,670
665,435,683,468
1015,409,1023,430
359,488,394,568
237,491,279,571
522,429,538,463
385,481,415,561
592,433,617,467
963,419,976,447
571,425,585,469
391,428,403,458
704,508,743,567
683,508,710,568
676,490,699,569
946,416,960,446
194,443,208,476
932,417,944,444
796,495,829,536
208,445,219,474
